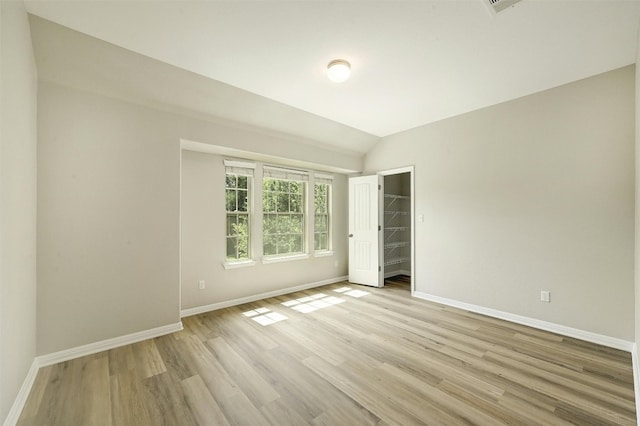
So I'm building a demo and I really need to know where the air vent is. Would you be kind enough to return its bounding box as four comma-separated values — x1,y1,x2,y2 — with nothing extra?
485,0,523,14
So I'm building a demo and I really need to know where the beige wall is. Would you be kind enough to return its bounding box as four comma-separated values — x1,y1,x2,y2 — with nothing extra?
0,1,38,421
37,82,181,355
37,81,359,355
366,66,635,341
181,150,348,310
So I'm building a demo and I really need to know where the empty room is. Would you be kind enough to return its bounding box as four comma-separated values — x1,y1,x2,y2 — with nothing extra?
2,0,640,425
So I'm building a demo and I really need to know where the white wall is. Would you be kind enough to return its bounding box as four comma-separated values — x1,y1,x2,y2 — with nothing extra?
366,66,635,341
28,14,372,171
0,1,38,422
37,81,360,355
181,150,348,310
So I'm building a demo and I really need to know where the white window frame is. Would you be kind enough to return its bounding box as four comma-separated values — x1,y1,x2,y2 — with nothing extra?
221,160,336,267
262,166,309,260
223,160,256,269
313,173,333,256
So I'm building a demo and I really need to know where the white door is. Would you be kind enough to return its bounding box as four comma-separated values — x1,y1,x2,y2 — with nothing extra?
348,175,383,287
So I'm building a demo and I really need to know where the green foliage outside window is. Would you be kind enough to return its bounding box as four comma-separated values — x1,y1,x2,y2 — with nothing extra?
226,170,330,261
226,174,250,261
314,183,330,251
263,178,305,256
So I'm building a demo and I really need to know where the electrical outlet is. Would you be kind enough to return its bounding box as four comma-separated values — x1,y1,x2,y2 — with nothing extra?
540,291,550,303
198,280,205,290
334,260,339,268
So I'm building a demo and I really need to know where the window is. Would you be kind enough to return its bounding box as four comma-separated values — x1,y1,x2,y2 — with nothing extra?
314,174,332,252
225,160,254,262
263,166,308,257
222,161,333,265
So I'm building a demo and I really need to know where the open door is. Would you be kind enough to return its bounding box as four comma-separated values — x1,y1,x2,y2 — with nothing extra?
348,175,383,287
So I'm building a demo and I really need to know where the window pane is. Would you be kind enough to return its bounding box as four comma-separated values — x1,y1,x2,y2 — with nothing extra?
315,214,327,232
262,176,306,257
277,193,289,213
226,189,237,212
314,182,331,252
315,184,327,213
276,215,290,234
263,214,277,236
314,183,322,204
264,234,276,256
291,194,303,213
226,237,237,259
237,235,248,259
277,234,290,254
264,178,277,192
236,215,249,259
237,175,248,189
262,193,274,213
277,180,289,192
225,172,252,261
237,190,248,212
291,235,303,253
320,233,328,250
226,214,236,236
291,214,303,233
238,214,249,227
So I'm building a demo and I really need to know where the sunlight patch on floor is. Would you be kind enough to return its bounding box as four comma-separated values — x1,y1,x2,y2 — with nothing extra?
281,292,346,314
244,287,371,323
344,289,370,298
242,307,288,326
334,287,371,298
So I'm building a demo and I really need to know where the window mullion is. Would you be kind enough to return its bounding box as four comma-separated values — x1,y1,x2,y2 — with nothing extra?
253,164,264,260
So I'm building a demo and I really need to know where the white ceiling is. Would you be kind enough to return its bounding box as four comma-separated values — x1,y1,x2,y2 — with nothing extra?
25,0,640,153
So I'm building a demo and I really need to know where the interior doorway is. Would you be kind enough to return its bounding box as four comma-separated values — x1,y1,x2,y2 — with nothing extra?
347,166,415,292
380,167,414,293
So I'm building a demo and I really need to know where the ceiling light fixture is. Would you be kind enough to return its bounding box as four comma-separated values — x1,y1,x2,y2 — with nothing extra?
327,59,351,83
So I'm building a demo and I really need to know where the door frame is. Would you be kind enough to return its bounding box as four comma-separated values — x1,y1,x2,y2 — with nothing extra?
379,166,415,295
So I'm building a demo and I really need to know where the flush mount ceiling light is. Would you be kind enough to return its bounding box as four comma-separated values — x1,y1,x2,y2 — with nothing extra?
327,59,351,83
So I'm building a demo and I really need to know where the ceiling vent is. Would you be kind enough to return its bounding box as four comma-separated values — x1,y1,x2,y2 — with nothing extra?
485,0,523,14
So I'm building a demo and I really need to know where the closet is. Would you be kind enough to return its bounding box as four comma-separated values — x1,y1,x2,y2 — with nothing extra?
347,168,413,289
383,172,411,280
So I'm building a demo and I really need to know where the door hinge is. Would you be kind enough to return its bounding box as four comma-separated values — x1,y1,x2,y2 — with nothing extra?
378,266,382,272
378,184,381,190
378,225,381,231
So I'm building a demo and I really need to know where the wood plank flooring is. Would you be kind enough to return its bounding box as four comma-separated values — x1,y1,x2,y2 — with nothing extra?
18,277,636,425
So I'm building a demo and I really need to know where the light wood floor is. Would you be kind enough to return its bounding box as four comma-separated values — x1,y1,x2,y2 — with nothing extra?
18,277,636,425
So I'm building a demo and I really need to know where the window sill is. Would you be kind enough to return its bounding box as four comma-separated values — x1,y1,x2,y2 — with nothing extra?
262,253,310,264
314,250,334,258
223,260,256,270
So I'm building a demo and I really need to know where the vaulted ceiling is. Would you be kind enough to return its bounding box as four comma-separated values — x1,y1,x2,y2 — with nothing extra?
25,1,640,154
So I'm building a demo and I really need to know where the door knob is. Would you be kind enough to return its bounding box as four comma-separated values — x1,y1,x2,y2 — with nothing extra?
348,234,354,238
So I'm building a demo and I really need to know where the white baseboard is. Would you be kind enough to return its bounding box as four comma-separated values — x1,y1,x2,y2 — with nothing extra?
181,275,348,317
413,291,634,352
3,322,184,425
37,322,184,367
3,359,39,426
